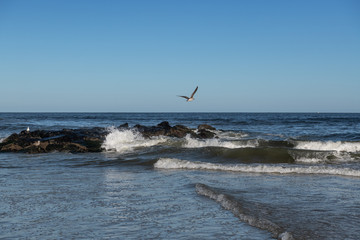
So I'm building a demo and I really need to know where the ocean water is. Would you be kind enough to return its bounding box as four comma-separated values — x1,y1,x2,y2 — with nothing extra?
1,112,360,239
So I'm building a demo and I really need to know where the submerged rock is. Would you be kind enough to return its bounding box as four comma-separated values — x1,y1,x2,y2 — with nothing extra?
0,122,217,153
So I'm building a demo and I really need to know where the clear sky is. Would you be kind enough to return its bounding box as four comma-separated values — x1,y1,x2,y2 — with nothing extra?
0,0,359,112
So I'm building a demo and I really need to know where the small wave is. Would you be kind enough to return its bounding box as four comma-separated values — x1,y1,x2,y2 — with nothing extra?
184,134,257,149
196,183,294,240
295,141,360,153
154,158,360,177
102,127,167,153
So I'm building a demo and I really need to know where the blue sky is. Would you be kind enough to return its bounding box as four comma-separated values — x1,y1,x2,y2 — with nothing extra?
0,0,359,112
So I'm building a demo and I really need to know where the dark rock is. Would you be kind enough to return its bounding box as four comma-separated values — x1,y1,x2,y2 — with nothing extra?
169,125,193,138
195,129,216,139
119,123,129,129
142,127,166,138
0,128,107,153
134,124,146,132
157,121,171,129
135,122,172,138
1,143,23,152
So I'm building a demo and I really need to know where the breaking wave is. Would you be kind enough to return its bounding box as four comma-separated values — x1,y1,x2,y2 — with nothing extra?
102,127,167,153
196,183,294,240
154,158,360,177
294,141,360,152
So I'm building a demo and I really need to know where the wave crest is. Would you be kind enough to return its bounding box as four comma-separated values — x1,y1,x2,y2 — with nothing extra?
184,134,257,149
154,158,360,177
295,141,360,152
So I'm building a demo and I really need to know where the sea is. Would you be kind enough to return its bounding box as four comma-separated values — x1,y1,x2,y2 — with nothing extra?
1,112,360,239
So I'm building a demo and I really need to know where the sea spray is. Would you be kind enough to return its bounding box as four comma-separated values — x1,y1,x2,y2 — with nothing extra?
102,127,167,153
195,183,295,240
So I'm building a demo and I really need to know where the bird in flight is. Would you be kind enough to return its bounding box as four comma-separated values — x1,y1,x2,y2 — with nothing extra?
178,86,198,102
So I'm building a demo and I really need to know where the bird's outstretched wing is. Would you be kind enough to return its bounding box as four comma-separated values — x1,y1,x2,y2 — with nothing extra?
178,95,190,100
190,86,198,98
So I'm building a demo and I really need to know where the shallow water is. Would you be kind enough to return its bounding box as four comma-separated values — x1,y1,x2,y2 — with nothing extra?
1,113,360,239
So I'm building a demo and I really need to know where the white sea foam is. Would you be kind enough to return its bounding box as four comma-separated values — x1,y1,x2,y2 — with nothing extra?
102,127,166,153
295,141,360,153
294,158,325,164
0,138,4,143
154,158,360,177
184,134,257,149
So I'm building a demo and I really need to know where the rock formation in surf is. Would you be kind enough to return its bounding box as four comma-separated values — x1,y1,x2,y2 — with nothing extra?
0,121,216,153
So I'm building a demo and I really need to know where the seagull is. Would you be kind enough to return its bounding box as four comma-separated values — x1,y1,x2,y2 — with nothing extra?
178,86,198,102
